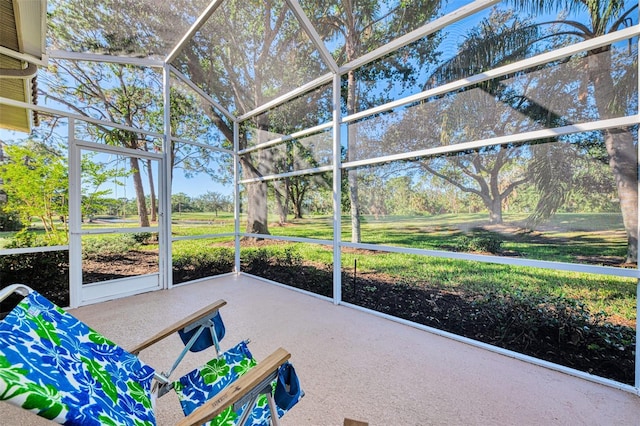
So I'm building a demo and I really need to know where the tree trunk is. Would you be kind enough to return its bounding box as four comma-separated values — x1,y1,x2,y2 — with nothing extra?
347,69,361,243
604,128,637,263
344,6,362,244
273,179,289,225
146,159,157,223
130,156,150,227
291,186,305,219
245,182,269,234
488,198,503,224
241,156,270,236
488,155,504,225
589,48,638,263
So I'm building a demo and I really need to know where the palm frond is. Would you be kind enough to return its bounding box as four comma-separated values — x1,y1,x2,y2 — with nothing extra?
425,23,539,90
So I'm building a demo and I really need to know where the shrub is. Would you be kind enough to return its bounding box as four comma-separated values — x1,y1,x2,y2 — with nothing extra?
132,232,154,244
5,229,67,248
82,234,139,259
468,290,635,383
453,235,502,253
172,247,234,283
0,210,23,232
0,251,70,310
5,229,37,248
273,246,303,268
242,246,305,273
242,248,271,274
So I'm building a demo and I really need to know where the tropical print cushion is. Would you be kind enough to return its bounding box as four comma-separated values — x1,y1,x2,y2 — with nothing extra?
174,341,290,426
0,291,156,426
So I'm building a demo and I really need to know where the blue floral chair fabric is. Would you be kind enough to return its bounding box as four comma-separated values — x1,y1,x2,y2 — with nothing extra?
0,291,156,426
174,341,301,426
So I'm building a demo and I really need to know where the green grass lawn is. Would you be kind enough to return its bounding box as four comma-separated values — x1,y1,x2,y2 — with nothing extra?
3,212,635,324
261,212,628,263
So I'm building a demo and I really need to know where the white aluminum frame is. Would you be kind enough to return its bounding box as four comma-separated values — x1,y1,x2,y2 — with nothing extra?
239,122,333,155
48,50,163,68
1,0,637,394
0,45,48,66
70,136,164,306
165,0,226,64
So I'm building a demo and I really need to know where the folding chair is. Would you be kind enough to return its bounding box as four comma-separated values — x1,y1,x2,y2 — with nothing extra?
0,284,303,425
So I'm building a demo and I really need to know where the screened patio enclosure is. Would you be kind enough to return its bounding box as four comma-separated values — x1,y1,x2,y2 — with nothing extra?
0,0,639,395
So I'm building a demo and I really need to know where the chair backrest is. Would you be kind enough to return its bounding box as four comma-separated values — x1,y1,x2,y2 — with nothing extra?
0,291,157,425
174,340,259,422
174,340,303,426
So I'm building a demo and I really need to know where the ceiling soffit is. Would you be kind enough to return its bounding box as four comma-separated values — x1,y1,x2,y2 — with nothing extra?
0,0,46,133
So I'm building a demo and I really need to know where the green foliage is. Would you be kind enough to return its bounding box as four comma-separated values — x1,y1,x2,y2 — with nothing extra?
82,235,140,259
0,209,22,232
469,291,635,381
0,251,69,308
80,152,129,221
172,247,234,283
132,232,153,244
5,229,37,248
242,245,304,274
274,246,303,268
242,248,271,274
0,142,68,241
172,249,234,271
453,235,503,253
5,229,66,248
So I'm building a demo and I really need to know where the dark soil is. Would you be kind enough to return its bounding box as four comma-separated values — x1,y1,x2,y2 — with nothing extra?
82,250,159,283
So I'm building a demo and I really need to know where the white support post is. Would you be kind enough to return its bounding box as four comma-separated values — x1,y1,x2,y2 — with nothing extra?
67,118,82,308
635,45,640,391
162,64,172,289
332,73,342,305
634,279,640,395
234,120,241,273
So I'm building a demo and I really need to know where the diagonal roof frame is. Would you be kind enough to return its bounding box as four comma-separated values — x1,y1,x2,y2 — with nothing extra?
165,0,225,65
285,0,339,74
169,64,236,122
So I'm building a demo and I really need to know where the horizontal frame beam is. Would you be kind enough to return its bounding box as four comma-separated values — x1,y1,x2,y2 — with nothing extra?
0,96,164,139
340,241,640,279
170,136,235,156
48,50,163,68
342,115,640,169
239,121,333,155
237,73,334,122
239,165,333,184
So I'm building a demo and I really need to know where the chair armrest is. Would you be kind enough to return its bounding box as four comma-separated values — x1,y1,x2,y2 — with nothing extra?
128,299,227,355
0,284,33,302
177,347,291,426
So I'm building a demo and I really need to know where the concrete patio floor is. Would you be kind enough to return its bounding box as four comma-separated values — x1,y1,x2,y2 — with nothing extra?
1,274,639,425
